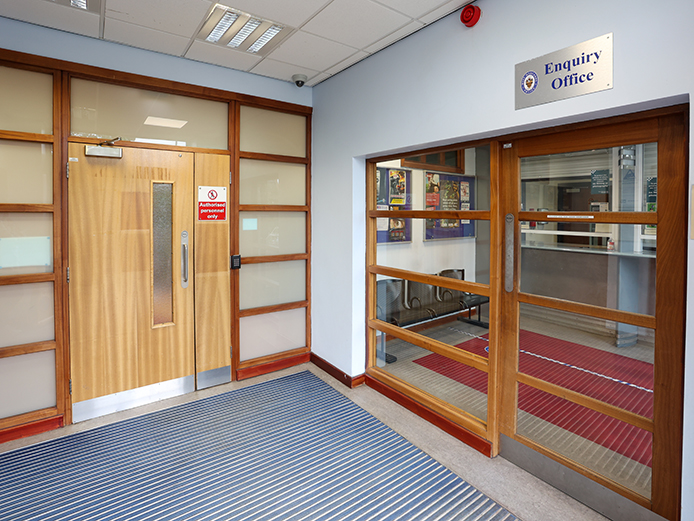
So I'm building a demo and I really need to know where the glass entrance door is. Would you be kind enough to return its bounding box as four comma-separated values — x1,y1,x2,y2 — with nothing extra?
498,111,686,519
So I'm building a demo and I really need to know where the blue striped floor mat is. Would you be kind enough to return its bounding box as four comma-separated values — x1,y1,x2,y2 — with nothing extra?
0,371,519,520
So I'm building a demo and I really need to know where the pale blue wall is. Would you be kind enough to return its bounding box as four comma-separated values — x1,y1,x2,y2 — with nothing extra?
311,0,694,517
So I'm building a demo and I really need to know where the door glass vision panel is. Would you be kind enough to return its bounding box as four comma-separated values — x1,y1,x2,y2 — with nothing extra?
368,145,494,436
515,141,658,500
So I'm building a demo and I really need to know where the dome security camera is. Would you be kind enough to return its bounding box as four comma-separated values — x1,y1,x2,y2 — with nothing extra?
292,74,307,87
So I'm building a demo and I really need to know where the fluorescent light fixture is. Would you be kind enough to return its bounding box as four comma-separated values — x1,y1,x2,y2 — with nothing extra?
228,18,261,48
247,24,283,53
71,0,87,8
206,10,239,42
144,116,188,129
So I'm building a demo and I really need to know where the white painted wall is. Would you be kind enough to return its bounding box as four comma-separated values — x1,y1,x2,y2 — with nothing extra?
311,0,694,516
0,17,312,107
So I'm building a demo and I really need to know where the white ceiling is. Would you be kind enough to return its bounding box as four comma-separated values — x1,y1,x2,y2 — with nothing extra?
0,0,472,87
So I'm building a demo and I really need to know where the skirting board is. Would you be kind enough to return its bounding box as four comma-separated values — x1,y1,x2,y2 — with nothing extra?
0,416,63,444
310,353,365,388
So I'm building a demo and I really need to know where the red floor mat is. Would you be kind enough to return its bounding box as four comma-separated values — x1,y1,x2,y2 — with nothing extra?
414,330,653,467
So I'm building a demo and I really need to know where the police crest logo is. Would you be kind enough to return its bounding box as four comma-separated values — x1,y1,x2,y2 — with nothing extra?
521,71,538,94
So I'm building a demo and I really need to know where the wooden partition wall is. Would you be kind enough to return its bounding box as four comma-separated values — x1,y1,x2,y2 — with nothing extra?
0,48,312,439
365,106,687,521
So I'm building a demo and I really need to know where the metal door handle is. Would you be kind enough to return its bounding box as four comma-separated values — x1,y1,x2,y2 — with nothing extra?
181,231,189,288
505,214,514,292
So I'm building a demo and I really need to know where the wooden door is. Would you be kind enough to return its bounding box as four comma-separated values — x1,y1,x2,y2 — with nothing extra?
68,144,195,404
499,112,686,520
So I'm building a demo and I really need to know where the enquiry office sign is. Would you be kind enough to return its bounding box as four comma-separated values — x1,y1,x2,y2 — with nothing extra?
515,33,613,109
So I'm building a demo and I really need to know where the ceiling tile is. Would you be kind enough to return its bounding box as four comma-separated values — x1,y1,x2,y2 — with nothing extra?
249,59,319,84
324,50,369,76
0,0,100,37
104,18,192,56
302,0,411,50
105,0,213,38
185,39,263,71
306,72,331,87
265,31,357,72
373,0,456,19
364,20,424,54
214,0,331,29
419,0,468,24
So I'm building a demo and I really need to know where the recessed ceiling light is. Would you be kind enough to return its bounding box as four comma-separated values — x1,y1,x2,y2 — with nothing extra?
228,18,261,48
71,0,87,8
144,116,188,129
206,10,239,43
247,25,282,53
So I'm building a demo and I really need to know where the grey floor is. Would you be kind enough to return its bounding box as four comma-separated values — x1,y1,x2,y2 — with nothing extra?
0,363,607,521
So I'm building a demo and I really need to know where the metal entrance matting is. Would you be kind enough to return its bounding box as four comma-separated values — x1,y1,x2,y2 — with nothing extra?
0,371,518,520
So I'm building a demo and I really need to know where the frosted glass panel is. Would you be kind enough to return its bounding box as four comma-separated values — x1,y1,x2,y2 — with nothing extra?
240,308,306,361
239,261,305,310
0,66,53,134
240,212,306,257
0,351,56,419
0,213,53,276
152,184,173,325
0,282,54,348
71,79,228,149
240,106,306,157
0,140,53,204
239,159,306,205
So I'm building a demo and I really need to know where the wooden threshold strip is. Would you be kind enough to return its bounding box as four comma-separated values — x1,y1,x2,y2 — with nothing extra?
368,367,488,440
0,204,54,213
370,265,491,298
369,318,489,373
242,253,309,265
0,340,56,359
512,433,652,510
239,300,308,318
518,292,656,330
0,273,55,287
518,211,657,225
369,210,490,220
517,372,654,432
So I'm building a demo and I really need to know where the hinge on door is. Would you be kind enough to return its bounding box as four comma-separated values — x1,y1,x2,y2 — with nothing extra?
66,267,70,284
230,171,233,185
69,379,72,395
230,346,233,359
66,162,70,179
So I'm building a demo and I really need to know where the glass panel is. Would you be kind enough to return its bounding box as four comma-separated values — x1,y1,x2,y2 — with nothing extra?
239,159,306,205
239,260,305,309
152,183,173,325
239,106,306,157
239,212,306,257
71,79,228,149
0,140,53,204
0,282,54,348
521,225,656,315
0,351,56,419
375,145,490,212
518,383,652,499
0,66,53,134
519,303,654,419
0,214,53,276
240,307,306,361
376,219,490,285
520,142,657,213
377,332,488,421
377,277,490,360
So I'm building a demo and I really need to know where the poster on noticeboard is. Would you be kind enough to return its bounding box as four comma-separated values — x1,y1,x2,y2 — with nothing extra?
425,172,475,240
376,167,412,243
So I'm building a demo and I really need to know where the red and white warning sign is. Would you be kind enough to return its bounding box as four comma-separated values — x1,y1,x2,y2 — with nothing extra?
198,186,227,221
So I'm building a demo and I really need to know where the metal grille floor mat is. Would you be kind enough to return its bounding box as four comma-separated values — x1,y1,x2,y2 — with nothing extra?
0,371,519,520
